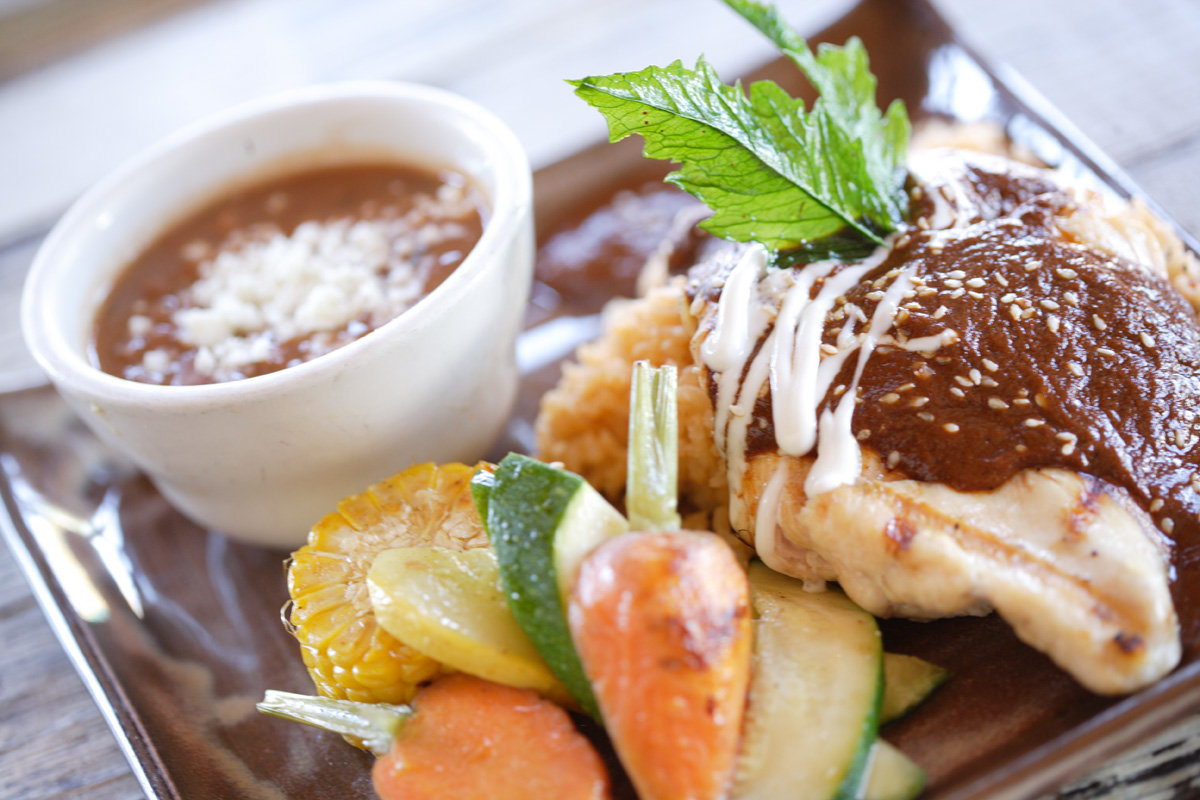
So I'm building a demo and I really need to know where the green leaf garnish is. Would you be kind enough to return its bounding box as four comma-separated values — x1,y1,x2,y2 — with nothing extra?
570,0,909,262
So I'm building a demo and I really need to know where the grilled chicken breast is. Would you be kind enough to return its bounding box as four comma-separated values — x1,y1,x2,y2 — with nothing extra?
739,450,1178,694
682,150,1197,694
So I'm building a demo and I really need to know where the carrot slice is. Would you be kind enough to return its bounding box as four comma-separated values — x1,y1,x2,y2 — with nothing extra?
372,674,611,800
568,530,751,800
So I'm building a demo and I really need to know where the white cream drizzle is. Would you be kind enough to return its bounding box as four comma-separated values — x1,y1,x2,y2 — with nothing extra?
753,460,789,572
769,261,859,454
698,241,942,530
882,329,960,353
908,150,979,229
701,246,771,460
805,267,916,495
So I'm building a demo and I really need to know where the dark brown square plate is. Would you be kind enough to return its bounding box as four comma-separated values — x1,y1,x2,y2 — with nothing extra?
3,1,1199,798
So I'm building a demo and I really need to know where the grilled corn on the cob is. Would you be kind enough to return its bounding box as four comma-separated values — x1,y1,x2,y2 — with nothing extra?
287,462,490,704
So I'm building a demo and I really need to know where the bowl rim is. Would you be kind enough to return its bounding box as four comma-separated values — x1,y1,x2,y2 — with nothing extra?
20,79,532,411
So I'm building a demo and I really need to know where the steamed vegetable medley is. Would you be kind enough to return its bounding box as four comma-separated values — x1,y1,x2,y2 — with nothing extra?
261,363,947,800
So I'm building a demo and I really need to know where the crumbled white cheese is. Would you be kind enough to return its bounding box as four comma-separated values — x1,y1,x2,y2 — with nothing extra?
154,181,473,382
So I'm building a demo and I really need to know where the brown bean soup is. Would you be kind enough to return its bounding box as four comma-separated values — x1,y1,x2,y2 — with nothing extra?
92,161,487,385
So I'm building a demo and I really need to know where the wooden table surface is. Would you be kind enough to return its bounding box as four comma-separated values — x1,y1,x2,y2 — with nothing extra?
2,0,1200,797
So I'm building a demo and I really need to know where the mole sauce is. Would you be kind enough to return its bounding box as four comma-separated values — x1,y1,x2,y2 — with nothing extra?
701,161,1200,553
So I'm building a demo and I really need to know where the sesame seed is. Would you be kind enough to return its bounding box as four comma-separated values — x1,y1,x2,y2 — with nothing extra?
1097,347,1117,356
1057,432,1078,442
1061,443,1076,455
947,270,966,279
887,450,901,468
1014,398,1032,406
982,358,999,372
898,382,916,392
988,397,1009,410
1035,393,1048,409
954,375,974,387
918,412,935,422
857,429,871,441
833,384,846,396
932,305,949,319
951,387,966,398
918,286,938,297
1024,418,1044,427
1067,362,1084,377
1056,268,1078,279
866,290,885,301
1021,307,1036,320
1009,304,1023,322
917,217,931,230
967,277,986,289
1163,518,1175,534
1040,299,1061,310
821,343,839,355
943,278,963,289
911,186,924,201
995,274,1010,287
1063,291,1080,306
980,377,999,389
969,368,982,385
950,288,966,299
930,244,944,255
1000,293,1017,304
1150,498,1165,512
1092,315,1108,331
1141,332,1156,348
1024,259,1043,272
880,392,901,404
944,423,960,433
967,291,984,300
910,396,930,408
1016,444,1028,453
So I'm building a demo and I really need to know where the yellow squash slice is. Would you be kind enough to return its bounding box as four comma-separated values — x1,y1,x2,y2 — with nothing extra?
368,547,571,705
286,462,490,704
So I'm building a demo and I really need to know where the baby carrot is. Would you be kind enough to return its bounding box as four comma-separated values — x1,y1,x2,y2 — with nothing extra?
374,674,610,800
568,529,752,800
260,674,611,800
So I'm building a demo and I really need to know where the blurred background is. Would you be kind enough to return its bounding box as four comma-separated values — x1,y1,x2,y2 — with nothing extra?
2,1,1200,798
2,0,1199,385
2,0,1200,391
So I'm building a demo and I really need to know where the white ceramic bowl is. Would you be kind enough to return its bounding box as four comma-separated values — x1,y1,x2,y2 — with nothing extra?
22,81,534,548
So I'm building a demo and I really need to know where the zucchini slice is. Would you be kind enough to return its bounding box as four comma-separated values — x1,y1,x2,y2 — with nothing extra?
881,653,950,725
858,740,926,800
733,562,883,800
484,453,627,719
